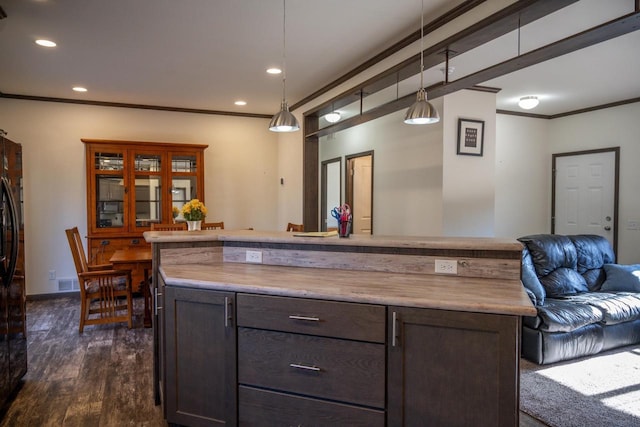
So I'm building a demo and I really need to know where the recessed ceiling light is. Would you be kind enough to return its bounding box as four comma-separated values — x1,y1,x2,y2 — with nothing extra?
72,86,88,92
234,100,247,106
266,68,282,75
35,39,56,47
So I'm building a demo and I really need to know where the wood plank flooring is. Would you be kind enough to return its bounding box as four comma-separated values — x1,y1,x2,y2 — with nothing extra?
0,295,547,426
0,295,164,426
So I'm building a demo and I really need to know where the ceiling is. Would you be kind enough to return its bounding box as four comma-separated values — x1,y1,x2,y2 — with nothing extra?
1,0,639,119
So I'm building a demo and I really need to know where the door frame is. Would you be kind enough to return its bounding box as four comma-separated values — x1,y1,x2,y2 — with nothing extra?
551,146,619,255
345,150,374,235
320,157,342,232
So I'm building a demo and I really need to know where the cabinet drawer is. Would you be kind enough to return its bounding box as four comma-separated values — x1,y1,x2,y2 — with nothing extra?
239,386,385,427
238,328,385,408
237,293,385,342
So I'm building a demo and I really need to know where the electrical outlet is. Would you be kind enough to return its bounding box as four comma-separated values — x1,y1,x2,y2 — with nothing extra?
628,220,639,230
246,250,263,264
435,259,457,275
48,270,56,280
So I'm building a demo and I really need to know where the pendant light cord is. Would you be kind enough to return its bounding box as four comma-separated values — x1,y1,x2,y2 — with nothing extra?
281,0,287,104
419,0,424,90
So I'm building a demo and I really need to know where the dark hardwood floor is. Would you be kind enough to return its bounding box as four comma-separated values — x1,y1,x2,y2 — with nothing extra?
0,295,164,426
0,295,547,426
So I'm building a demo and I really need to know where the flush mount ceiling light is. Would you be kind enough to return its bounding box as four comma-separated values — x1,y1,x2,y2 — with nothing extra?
518,96,539,110
72,86,87,92
404,0,439,125
35,39,56,47
324,111,341,123
234,100,247,106
268,0,299,132
266,68,282,75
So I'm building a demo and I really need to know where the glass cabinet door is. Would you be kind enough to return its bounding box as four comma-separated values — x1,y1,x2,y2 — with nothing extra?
94,151,125,230
132,152,162,229
170,154,199,219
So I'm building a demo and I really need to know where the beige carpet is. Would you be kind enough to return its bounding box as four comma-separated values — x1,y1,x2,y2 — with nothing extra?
520,345,640,427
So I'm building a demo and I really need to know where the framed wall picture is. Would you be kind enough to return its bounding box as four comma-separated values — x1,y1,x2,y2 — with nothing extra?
457,118,484,156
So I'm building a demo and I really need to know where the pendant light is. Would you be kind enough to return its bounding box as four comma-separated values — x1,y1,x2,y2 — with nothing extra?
269,0,299,132
404,0,439,125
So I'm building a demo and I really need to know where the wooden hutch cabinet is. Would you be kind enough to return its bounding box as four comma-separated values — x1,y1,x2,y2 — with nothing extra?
83,139,207,277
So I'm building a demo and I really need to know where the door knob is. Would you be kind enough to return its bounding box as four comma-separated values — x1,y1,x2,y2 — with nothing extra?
604,226,611,231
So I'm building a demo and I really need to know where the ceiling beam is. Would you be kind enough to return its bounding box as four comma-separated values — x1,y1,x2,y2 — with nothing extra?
308,9,640,139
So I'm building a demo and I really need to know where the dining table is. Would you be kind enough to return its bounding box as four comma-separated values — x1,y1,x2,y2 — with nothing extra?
109,248,152,328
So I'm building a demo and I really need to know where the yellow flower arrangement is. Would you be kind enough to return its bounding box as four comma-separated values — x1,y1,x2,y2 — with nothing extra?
181,199,207,221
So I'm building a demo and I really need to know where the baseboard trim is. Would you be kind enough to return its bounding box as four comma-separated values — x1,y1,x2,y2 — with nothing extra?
27,291,80,301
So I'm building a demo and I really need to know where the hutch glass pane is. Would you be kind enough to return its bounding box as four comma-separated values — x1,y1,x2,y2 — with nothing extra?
134,176,162,227
96,175,124,229
171,177,197,210
95,152,124,171
135,154,161,172
172,155,197,173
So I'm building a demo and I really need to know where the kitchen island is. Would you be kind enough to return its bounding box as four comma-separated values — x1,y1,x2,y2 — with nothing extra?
145,230,534,426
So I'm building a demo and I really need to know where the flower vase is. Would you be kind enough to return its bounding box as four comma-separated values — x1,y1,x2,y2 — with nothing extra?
187,220,202,231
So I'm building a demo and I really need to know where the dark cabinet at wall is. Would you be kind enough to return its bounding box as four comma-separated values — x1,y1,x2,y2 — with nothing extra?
164,286,236,426
387,307,520,427
0,134,26,410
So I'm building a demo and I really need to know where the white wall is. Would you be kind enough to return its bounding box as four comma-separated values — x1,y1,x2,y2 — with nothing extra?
495,114,551,237
442,90,497,237
0,98,279,295
549,103,640,264
494,103,640,264
319,105,444,236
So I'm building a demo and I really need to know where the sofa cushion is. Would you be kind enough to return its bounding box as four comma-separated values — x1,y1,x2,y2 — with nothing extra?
536,298,603,333
519,234,589,297
569,235,615,291
541,268,588,297
561,292,640,325
601,264,640,292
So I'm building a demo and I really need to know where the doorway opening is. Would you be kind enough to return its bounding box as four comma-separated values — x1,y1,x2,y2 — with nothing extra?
346,151,373,235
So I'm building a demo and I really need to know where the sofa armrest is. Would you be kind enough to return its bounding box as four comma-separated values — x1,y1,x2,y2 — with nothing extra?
522,247,546,305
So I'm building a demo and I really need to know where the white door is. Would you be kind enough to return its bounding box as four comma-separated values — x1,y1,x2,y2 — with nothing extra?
554,149,617,249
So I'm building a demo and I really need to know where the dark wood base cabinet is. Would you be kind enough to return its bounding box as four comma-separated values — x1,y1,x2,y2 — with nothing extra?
164,286,236,427
162,287,521,427
388,307,520,427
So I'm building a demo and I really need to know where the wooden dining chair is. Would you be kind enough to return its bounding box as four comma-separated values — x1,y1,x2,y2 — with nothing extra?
286,222,304,232
202,221,224,230
65,227,133,333
150,222,187,231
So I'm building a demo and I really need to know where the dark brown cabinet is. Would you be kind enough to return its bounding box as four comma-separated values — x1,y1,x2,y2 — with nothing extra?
387,307,520,427
164,286,236,426
160,287,522,427
236,294,386,426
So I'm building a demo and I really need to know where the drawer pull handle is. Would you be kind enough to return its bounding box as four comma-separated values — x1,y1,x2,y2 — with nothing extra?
288,315,320,322
289,363,321,372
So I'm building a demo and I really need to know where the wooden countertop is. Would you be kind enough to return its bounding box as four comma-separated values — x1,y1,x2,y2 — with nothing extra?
160,263,536,316
144,229,523,252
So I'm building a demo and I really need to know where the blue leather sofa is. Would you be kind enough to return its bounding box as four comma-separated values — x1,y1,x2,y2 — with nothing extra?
519,234,640,364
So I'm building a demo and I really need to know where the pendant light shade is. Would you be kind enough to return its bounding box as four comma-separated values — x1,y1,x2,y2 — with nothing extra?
404,0,439,125
269,101,299,132
404,88,439,124
269,0,299,133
